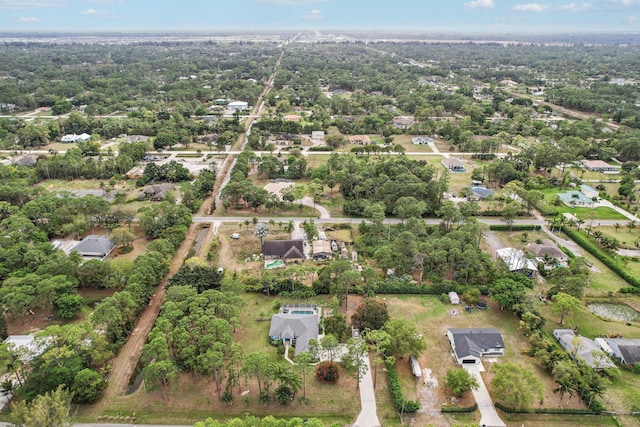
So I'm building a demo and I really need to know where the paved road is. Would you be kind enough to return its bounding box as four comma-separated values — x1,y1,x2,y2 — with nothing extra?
353,354,381,427
462,364,506,427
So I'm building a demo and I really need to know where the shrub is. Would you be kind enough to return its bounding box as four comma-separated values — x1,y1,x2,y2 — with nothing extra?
315,361,340,382
494,402,597,415
441,403,478,413
489,224,542,231
385,358,419,413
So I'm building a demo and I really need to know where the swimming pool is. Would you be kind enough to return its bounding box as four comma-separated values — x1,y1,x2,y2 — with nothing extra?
265,259,285,269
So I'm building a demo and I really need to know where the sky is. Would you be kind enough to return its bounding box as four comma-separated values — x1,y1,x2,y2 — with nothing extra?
0,0,639,33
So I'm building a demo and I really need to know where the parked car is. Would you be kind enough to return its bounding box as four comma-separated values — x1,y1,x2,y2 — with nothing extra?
231,233,240,239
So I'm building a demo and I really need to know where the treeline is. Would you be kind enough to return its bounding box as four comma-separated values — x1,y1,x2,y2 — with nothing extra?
0,42,276,114
328,155,448,217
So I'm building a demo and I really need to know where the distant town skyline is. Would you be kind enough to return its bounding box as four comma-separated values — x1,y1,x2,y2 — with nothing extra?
0,0,639,33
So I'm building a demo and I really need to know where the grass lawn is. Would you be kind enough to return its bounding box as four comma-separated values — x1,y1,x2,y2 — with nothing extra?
37,178,135,192
393,135,437,153
555,206,627,221
499,413,620,426
538,188,627,220
598,225,640,249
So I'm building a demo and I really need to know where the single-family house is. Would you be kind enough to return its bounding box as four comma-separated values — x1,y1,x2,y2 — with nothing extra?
471,186,494,200
392,117,415,129
447,328,505,364
311,131,325,141
76,133,90,142
441,158,466,172
61,133,91,143
269,304,319,355
349,135,371,145
11,155,38,167
596,338,640,366
581,160,620,174
557,190,595,208
412,136,435,145
263,239,305,263
554,329,615,369
139,183,176,201
3,335,47,362
580,184,599,199
71,235,115,259
527,239,569,268
448,291,460,304
312,240,332,261
495,247,538,276
227,101,249,111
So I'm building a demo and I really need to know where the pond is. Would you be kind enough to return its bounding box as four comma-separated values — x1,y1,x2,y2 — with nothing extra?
586,302,640,323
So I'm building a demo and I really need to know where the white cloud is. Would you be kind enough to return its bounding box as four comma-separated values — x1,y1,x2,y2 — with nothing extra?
465,0,495,9
616,0,640,5
559,2,593,11
0,0,64,9
513,3,550,11
303,8,323,20
84,0,123,3
81,8,105,15
627,14,637,21
257,0,329,4
18,16,40,22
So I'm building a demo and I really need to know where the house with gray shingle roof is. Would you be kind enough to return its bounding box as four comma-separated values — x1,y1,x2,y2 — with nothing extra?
263,239,305,263
447,328,505,364
71,234,115,259
596,337,640,366
554,329,615,369
269,305,319,355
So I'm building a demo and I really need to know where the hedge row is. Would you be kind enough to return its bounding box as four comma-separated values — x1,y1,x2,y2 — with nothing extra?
385,358,419,413
494,402,596,415
441,403,478,413
307,146,334,152
562,228,640,288
489,224,542,231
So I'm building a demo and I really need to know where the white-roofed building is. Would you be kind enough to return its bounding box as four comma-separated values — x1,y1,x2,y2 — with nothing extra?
495,247,538,276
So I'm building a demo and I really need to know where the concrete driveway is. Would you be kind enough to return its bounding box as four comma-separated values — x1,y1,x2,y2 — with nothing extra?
462,363,506,427
353,354,381,427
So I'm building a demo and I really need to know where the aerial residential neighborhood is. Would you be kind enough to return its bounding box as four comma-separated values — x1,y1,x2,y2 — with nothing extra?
0,12,640,427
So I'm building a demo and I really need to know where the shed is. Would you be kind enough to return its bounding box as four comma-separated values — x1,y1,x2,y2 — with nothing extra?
448,291,460,304
312,240,332,260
